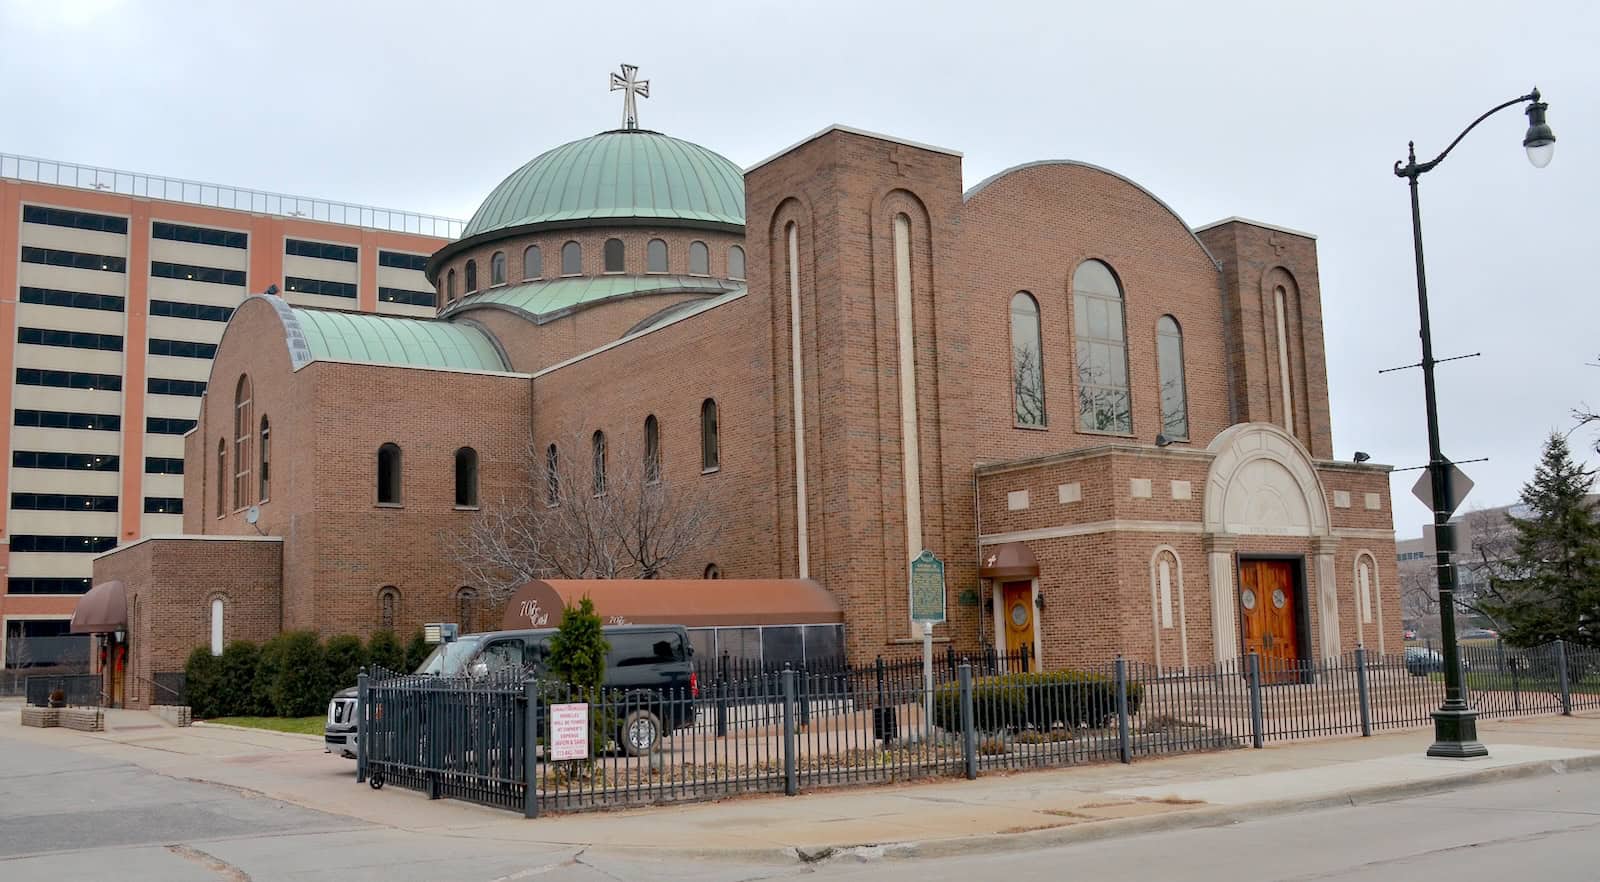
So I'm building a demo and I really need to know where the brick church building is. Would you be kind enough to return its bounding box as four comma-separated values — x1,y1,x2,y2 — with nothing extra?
88,89,1399,706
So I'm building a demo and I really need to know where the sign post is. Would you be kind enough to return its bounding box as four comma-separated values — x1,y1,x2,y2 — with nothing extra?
909,550,947,741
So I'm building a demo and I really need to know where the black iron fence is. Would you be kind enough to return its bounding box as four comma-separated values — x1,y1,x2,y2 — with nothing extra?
23,673,102,707
357,639,1597,816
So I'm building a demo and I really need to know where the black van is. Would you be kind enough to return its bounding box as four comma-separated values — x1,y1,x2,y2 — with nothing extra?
325,624,697,758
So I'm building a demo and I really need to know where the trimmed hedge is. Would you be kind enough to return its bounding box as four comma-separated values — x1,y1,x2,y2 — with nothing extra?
931,670,1144,734
183,631,404,720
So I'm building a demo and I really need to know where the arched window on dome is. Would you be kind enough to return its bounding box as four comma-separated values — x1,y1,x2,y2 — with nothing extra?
647,239,668,273
446,268,457,303
561,242,582,276
465,259,478,293
233,375,253,510
591,430,607,496
728,245,746,280
689,241,709,276
258,416,271,502
216,439,226,517
545,443,559,506
490,251,506,286
1073,259,1133,434
700,398,720,472
454,447,479,508
604,238,625,274
523,245,542,281
643,414,661,484
377,443,402,505
1156,315,1189,441
1010,292,1045,427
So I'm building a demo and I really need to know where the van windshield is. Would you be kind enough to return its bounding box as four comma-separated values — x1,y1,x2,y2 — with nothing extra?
414,636,483,676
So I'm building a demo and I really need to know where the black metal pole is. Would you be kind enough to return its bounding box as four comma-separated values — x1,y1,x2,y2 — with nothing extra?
1392,85,1550,754
1399,144,1485,758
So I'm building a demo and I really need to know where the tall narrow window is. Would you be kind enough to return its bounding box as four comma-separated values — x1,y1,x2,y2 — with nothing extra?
561,241,582,276
647,239,668,273
456,588,477,633
700,398,720,472
603,238,625,273
379,587,398,630
643,415,661,484
591,431,607,495
1156,315,1189,441
446,268,457,303
688,241,709,275
545,443,559,506
377,443,402,505
454,447,479,507
523,245,542,280
216,440,226,516
1274,285,1295,435
233,376,253,509
728,245,746,280
258,416,271,501
1073,259,1133,434
465,259,477,292
210,598,224,656
1010,292,1045,427
490,251,506,286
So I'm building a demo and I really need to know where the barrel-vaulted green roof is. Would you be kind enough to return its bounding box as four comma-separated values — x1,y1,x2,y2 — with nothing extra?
444,275,743,322
461,131,745,239
271,301,508,372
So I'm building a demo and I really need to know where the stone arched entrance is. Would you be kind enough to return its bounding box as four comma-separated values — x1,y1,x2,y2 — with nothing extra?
1203,423,1340,664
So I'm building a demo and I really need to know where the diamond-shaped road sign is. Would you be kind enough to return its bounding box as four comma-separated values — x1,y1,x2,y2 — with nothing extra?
1411,459,1475,517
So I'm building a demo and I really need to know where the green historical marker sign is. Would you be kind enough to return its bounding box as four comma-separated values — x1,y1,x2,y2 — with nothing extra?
909,549,947,624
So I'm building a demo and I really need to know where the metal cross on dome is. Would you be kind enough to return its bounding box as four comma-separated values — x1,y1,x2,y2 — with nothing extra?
610,64,650,130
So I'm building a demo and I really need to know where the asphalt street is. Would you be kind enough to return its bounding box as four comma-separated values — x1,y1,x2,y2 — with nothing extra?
2,731,1596,881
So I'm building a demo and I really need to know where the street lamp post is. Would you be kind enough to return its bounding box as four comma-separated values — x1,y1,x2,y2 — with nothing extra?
1394,88,1555,759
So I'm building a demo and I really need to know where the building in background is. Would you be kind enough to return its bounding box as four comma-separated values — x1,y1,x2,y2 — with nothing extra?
0,153,457,671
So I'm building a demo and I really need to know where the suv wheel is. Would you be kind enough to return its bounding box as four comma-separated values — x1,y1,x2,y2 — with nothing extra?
620,709,662,757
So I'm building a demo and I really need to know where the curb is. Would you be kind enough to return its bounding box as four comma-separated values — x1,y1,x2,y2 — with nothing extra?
190,721,324,742
587,752,1600,865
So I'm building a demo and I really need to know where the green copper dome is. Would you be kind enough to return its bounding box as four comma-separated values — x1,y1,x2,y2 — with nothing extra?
461,131,745,239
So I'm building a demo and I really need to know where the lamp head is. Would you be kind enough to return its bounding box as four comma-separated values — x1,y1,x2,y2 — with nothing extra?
1524,89,1555,168
1353,451,1372,463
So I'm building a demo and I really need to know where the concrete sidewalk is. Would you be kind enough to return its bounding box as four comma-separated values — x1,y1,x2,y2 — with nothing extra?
4,698,1597,862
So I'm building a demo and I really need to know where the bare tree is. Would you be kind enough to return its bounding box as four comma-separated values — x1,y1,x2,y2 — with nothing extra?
447,433,719,605
1013,343,1046,427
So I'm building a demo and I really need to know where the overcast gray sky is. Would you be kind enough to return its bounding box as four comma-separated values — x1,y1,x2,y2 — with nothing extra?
3,0,1595,533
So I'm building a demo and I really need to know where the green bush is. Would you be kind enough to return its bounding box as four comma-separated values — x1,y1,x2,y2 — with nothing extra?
931,670,1144,734
217,640,269,717
324,634,366,693
366,630,405,674
267,631,328,717
184,646,222,719
403,629,430,672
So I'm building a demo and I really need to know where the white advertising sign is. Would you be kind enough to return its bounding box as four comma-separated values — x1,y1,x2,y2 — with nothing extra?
550,703,589,761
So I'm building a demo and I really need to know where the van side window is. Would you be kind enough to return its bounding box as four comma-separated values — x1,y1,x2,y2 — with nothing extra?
610,632,685,667
478,640,524,674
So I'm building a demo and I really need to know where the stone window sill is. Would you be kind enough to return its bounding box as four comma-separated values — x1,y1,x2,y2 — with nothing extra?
375,502,404,509
454,504,480,511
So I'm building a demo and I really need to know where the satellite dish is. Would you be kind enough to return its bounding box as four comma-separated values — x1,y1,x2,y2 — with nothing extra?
245,506,261,525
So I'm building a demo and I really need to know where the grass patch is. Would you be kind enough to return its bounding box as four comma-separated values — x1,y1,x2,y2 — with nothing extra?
206,716,324,735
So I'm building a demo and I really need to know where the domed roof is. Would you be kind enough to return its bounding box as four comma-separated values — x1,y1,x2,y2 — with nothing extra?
461,130,745,239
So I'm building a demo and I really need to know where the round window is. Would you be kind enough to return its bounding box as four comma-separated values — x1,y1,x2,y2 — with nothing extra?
1240,588,1257,611
1272,588,1287,609
1010,602,1030,628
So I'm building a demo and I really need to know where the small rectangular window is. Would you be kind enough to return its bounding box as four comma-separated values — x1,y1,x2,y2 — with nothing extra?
14,409,122,432
150,261,245,287
378,287,437,307
6,577,94,595
145,417,198,435
143,497,184,514
285,276,358,299
19,287,125,313
285,239,358,262
16,367,122,392
150,300,234,322
20,246,125,273
13,451,119,471
147,377,208,397
17,327,124,352
148,338,218,359
23,205,128,234
152,221,247,249
9,492,119,512
378,251,429,271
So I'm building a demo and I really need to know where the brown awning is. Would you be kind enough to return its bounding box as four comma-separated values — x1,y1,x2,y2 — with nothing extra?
979,542,1040,580
500,579,843,631
70,580,127,634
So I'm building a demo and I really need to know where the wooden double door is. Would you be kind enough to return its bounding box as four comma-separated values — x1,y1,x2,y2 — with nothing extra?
1239,559,1302,683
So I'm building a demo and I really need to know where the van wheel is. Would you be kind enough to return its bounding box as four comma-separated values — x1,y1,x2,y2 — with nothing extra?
620,709,662,757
